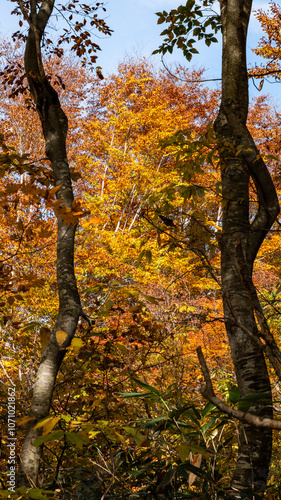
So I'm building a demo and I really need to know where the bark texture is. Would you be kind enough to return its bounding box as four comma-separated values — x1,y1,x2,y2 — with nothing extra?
214,0,280,497
18,0,82,487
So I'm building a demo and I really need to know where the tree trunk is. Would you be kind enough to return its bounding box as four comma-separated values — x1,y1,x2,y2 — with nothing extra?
214,0,279,497
18,0,82,487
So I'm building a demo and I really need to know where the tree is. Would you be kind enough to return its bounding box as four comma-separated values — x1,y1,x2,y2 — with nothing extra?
154,0,280,497
251,1,281,83
1,1,281,496
4,0,112,487
212,1,279,496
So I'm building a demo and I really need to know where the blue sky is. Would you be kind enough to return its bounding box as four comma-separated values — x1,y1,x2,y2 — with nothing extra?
1,0,280,106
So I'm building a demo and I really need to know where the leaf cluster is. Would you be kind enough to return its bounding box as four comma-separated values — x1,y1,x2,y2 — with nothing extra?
153,0,221,61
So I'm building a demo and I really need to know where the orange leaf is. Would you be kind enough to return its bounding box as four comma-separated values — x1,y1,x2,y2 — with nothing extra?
56,330,68,346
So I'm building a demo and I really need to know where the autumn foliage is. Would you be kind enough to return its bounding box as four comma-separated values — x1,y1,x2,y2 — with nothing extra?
0,20,281,498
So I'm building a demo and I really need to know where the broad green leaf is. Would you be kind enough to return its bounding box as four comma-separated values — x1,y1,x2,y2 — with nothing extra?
201,418,220,434
66,431,86,449
33,430,64,447
82,285,101,295
177,443,190,462
228,385,240,404
27,489,53,500
238,391,272,412
178,442,212,461
135,432,149,447
61,415,72,423
137,249,146,265
239,391,271,402
0,491,15,498
123,427,137,436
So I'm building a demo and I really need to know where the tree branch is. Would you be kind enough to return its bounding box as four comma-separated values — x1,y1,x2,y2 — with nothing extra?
239,128,280,261
196,347,281,430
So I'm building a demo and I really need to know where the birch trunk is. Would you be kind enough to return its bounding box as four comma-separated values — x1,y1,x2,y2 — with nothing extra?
18,0,82,486
214,0,280,497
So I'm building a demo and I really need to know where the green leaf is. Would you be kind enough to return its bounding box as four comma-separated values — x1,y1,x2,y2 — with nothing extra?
33,430,64,447
145,249,152,263
27,489,53,500
81,285,101,295
137,249,146,265
70,170,81,181
201,401,216,417
239,391,271,402
141,293,162,304
238,391,271,412
115,342,129,354
178,442,212,461
142,416,168,427
119,391,152,398
132,378,159,394
123,426,137,436
176,462,214,483
177,443,190,462
20,321,41,333
201,417,220,434
135,432,149,446
157,16,165,24
102,300,114,311
228,385,240,404
66,432,86,449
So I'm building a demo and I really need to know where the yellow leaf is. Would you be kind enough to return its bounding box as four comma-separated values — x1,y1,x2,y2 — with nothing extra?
56,330,68,346
71,337,83,353
88,216,101,225
89,430,101,439
34,416,54,430
178,305,196,313
43,416,61,436
49,184,62,196
17,416,35,427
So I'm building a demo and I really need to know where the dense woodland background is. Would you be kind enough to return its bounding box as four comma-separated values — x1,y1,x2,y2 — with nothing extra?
1,1,281,498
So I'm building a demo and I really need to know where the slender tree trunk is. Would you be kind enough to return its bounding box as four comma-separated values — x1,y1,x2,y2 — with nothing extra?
214,0,279,497
18,0,82,486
